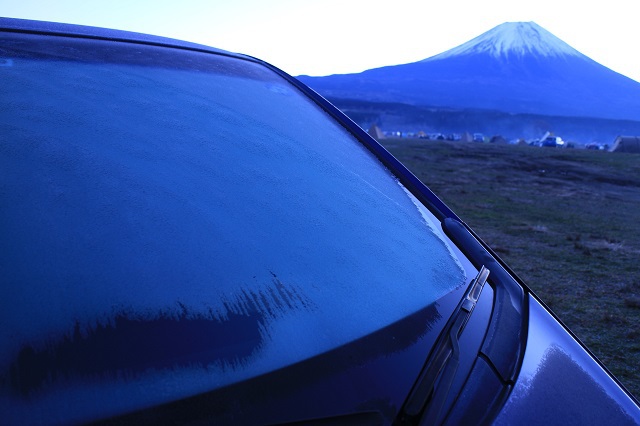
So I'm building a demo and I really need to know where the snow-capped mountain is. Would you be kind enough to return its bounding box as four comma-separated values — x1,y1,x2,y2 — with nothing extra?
431,21,581,60
297,22,640,124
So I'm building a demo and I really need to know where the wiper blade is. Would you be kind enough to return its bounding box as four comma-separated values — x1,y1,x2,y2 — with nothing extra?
397,266,490,425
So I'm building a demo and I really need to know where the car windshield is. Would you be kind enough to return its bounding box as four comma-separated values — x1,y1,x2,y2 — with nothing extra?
0,32,469,423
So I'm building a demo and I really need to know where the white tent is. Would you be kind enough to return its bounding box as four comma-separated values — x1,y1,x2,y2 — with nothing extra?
367,124,385,140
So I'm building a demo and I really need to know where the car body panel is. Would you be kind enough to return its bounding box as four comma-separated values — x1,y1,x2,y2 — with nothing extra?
495,295,640,425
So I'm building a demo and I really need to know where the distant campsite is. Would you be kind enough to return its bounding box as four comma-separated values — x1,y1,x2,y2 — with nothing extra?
367,124,640,153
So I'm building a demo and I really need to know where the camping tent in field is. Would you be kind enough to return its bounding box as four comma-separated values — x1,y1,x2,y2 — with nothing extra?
460,132,473,142
610,136,640,153
367,124,385,140
490,135,508,144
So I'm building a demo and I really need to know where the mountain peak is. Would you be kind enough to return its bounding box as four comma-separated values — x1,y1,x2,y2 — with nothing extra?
426,21,584,61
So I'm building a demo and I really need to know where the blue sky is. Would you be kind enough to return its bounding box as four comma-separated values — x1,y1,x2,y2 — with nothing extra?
2,0,639,82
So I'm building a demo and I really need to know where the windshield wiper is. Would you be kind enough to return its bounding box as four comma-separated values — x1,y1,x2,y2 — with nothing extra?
396,266,490,425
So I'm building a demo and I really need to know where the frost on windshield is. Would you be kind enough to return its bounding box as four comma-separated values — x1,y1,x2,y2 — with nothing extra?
0,42,466,423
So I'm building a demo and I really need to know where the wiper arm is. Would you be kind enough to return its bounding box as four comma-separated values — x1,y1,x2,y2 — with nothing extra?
397,266,490,425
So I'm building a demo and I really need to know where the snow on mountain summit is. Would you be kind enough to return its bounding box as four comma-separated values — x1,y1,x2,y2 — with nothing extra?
427,21,584,60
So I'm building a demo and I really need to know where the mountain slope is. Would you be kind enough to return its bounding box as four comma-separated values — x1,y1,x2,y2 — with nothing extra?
298,22,640,122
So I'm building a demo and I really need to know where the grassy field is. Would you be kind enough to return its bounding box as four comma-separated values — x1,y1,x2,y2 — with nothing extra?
381,138,640,399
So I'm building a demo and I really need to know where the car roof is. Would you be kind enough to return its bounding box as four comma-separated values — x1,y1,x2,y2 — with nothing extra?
0,17,248,61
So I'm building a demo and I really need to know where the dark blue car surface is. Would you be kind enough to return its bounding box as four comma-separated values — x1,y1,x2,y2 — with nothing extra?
1,17,639,425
